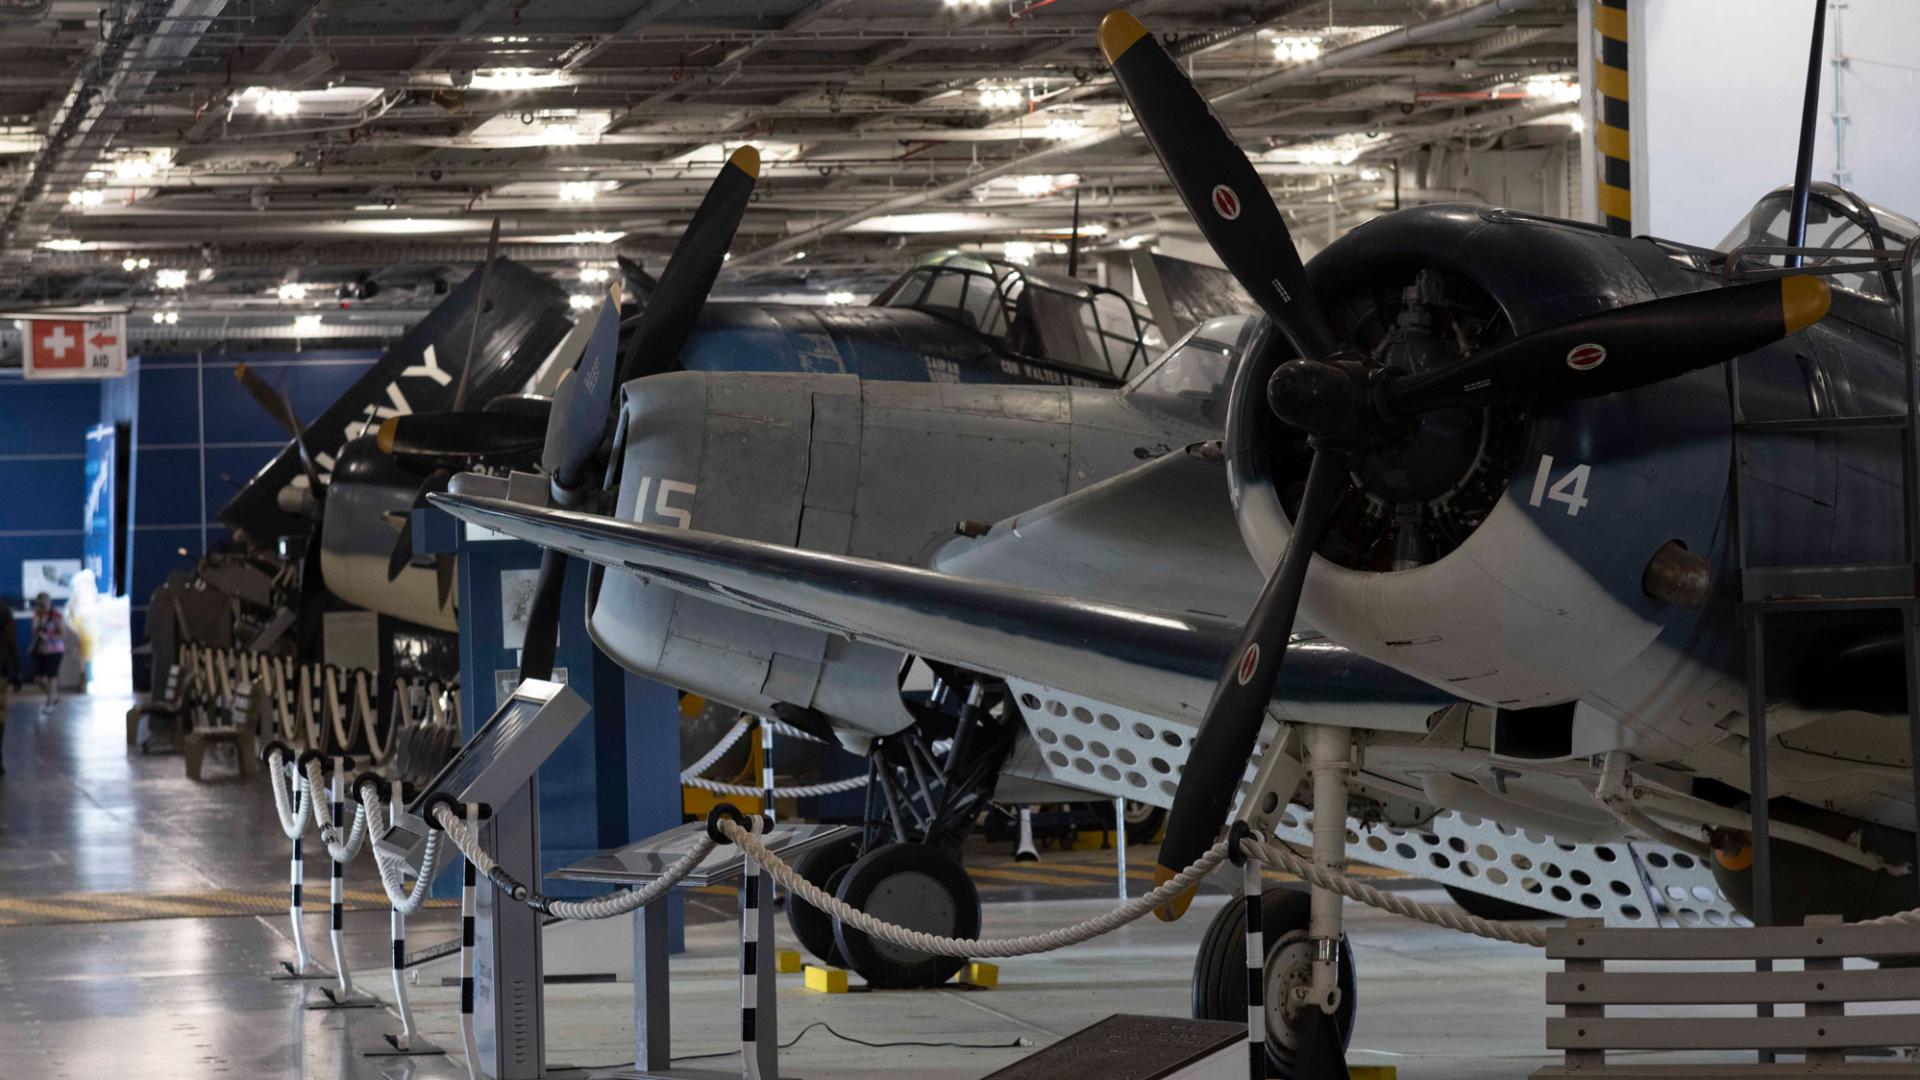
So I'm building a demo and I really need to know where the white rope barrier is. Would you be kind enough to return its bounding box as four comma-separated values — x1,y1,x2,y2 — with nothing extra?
677,714,868,798
267,754,310,840
426,803,718,920
722,815,1228,957
358,786,442,916
681,716,754,781
304,758,368,862
681,774,870,798
1244,836,1549,948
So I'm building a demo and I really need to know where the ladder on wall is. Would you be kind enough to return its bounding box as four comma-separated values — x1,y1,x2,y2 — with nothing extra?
1723,235,1920,1060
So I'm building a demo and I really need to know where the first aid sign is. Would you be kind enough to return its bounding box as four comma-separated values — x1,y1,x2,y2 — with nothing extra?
19,314,127,379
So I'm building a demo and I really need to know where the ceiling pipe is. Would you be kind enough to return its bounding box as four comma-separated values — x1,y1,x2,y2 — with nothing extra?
731,0,1554,266
0,0,229,263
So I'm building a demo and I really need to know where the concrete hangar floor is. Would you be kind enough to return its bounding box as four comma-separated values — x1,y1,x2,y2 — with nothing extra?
0,694,1582,1080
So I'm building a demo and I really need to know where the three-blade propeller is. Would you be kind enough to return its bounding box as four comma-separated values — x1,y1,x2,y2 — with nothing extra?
234,364,327,511
1099,9,1832,921
519,145,760,681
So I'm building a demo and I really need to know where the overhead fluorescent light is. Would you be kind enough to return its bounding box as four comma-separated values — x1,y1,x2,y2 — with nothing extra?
470,68,573,91
538,231,626,244
334,217,476,236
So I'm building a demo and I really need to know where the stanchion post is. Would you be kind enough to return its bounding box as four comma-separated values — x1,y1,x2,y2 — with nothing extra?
460,802,483,1080
737,814,779,1080
1244,853,1264,1078
329,756,355,999
633,897,672,1074
273,748,330,981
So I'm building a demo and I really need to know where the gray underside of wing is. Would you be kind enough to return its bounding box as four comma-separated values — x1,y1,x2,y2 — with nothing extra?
431,493,1450,727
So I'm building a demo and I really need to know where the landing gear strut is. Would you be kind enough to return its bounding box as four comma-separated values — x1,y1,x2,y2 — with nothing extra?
1191,891,1357,1077
1193,724,1360,1077
787,673,1017,989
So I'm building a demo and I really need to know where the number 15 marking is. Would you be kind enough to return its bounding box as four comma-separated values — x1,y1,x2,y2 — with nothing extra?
1528,454,1591,516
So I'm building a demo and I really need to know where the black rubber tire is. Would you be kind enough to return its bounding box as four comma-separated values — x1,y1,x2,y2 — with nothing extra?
1193,889,1357,1078
1443,884,1557,922
1190,887,1240,1022
831,842,980,989
786,834,861,966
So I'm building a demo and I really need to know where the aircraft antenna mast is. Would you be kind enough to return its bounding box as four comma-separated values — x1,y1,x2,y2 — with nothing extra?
1785,0,1828,267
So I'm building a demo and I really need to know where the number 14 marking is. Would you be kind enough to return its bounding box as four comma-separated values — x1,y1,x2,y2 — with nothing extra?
1528,454,1590,516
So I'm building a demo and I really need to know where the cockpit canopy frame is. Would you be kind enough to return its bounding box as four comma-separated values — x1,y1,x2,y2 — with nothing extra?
873,250,1163,383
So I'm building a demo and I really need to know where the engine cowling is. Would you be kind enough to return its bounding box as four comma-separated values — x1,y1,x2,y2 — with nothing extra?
1226,206,1734,713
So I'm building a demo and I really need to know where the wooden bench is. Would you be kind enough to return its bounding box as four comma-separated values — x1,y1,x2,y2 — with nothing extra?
125,661,190,752
1535,916,1920,1078
182,647,258,781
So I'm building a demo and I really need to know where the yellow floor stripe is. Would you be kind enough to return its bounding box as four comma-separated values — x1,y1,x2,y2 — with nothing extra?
965,865,1109,888
0,887,455,927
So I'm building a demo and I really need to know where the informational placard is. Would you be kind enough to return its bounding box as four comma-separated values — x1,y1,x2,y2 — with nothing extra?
17,314,127,379
83,424,116,594
21,558,82,603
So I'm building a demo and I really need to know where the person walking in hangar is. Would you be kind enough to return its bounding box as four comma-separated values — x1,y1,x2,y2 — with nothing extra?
30,592,64,717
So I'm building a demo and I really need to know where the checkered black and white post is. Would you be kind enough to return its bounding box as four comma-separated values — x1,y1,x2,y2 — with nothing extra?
288,832,311,973
328,757,354,997
739,814,767,1080
458,803,481,1080
387,795,418,1050
1244,857,1265,1079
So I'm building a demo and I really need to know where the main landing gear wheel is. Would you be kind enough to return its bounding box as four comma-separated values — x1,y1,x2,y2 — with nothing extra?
1443,884,1556,922
831,842,981,989
786,834,861,966
1193,891,1357,1078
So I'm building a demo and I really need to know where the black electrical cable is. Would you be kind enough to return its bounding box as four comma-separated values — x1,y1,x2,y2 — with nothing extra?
696,1021,1027,1056
572,1020,1028,1070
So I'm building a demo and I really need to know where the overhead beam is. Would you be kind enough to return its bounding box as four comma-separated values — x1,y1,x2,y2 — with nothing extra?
732,0,1555,265
559,0,685,73
409,0,519,74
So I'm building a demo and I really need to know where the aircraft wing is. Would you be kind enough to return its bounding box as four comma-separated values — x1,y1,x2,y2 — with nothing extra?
431,492,1449,731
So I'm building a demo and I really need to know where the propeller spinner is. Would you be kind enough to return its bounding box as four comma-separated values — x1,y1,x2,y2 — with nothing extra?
1098,9,1832,921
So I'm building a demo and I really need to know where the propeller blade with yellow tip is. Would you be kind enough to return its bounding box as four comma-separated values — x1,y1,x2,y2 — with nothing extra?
1099,10,1339,361
522,146,760,684
1378,275,1833,417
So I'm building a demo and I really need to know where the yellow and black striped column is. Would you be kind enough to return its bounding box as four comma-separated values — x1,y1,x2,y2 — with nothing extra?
1595,0,1632,235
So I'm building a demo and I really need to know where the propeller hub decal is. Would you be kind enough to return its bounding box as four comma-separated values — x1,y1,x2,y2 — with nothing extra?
1210,184,1241,220
1565,342,1607,371
1236,642,1261,685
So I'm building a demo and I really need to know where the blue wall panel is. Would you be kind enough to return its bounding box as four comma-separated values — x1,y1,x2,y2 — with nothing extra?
0,371,110,657
117,349,378,685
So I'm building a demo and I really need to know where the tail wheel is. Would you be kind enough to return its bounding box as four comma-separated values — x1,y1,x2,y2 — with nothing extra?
786,834,861,966
831,842,980,989
1192,891,1357,1078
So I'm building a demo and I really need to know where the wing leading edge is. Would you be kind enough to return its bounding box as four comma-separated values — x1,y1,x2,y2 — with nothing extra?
430,493,1449,729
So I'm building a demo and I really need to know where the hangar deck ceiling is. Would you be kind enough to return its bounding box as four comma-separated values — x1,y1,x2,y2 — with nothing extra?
0,0,1576,329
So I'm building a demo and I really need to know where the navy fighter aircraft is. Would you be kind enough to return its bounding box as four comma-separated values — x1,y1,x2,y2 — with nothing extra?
313,148,1165,638
431,10,1917,1073
213,146,1164,658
